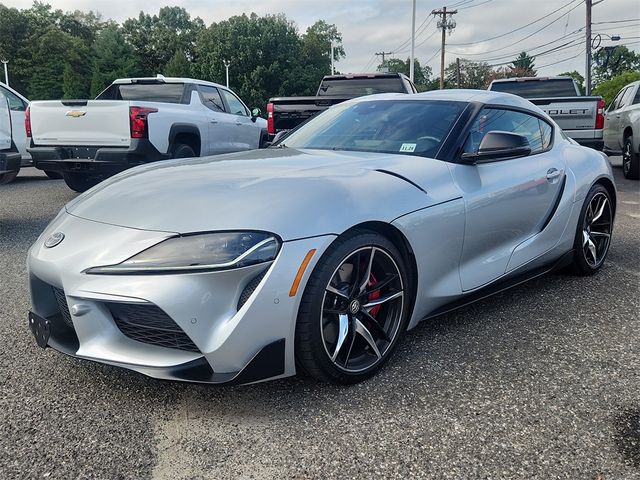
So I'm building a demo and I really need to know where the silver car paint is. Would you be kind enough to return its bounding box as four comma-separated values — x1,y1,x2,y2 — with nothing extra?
28,89,616,383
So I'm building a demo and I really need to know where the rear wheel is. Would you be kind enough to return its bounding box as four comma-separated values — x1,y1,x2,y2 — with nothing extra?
295,230,410,384
62,172,103,193
44,170,62,179
171,143,196,159
0,169,19,185
622,136,639,180
570,184,613,275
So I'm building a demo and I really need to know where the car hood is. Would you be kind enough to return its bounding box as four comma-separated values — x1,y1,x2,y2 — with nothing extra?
66,148,458,240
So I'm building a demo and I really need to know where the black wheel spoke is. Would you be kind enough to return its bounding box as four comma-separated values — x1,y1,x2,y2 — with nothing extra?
363,273,399,296
359,309,391,343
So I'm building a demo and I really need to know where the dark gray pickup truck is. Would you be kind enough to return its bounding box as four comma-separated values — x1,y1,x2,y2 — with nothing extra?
267,73,417,137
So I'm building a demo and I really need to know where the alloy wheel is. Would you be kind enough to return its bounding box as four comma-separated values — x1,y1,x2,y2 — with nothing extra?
320,246,404,373
582,192,612,268
623,140,631,176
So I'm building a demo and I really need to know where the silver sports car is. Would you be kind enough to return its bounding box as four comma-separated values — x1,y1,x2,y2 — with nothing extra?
27,90,616,385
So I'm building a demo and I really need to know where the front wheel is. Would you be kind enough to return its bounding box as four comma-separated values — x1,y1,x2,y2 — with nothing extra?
622,136,639,180
570,184,613,275
62,172,103,193
295,230,410,384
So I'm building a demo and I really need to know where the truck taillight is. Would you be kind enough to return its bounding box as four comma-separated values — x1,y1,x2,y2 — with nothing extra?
25,106,31,137
595,99,605,130
267,102,274,135
129,106,158,138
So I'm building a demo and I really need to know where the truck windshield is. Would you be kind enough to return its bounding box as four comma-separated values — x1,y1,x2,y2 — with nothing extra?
280,99,465,158
96,83,185,103
490,79,578,98
317,78,405,96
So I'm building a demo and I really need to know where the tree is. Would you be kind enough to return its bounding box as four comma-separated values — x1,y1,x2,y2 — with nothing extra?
511,51,536,77
377,57,434,88
164,50,191,77
593,70,640,106
593,45,640,85
558,70,585,94
90,24,137,97
445,59,493,89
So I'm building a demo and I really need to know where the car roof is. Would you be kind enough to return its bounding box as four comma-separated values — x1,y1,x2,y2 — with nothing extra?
490,76,575,83
112,76,228,90
347,89,553,121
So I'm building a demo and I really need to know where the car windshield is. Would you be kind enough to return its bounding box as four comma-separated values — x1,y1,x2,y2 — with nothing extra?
279,99,465,157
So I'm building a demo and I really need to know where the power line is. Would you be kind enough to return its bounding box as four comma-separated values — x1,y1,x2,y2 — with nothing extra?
457,0,495,10
593,18,640,25
449,0,583,46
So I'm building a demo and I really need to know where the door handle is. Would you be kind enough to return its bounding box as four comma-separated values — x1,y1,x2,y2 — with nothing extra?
235,122,242,126
546,168,561,181
210,120,218,124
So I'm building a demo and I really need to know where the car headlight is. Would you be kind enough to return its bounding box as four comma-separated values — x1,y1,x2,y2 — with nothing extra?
85,232,280,274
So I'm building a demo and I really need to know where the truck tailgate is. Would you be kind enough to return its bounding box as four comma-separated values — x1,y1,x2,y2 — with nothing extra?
30,100,131,147
529,97,598,131
270,96,352,132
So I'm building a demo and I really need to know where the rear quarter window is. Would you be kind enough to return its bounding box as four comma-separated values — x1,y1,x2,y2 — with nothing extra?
96,83,186,103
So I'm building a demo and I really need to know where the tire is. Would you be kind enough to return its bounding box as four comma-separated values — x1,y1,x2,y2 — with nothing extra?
44,170,62,179
570,183,613,276
62,172,103,193
171,143,196,159
295,230,411,384
0,169,19,185
622,136,640,180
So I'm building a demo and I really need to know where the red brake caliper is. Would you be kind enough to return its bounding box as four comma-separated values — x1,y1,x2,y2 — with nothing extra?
367,273,381,317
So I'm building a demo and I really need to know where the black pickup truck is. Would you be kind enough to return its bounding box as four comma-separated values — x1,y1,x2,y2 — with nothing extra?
267,73,417,137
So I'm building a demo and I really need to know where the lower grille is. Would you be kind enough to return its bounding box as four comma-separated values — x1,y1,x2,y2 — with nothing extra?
108,303,200,353
52,287,73,328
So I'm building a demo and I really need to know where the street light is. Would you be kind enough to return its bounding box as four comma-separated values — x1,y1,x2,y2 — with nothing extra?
223,59,231,88
1,60,8,86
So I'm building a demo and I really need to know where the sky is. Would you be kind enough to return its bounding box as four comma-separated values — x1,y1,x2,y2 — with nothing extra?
3,0,640,78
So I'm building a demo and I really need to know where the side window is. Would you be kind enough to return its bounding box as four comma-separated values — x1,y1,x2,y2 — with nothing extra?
634,86,640,105
199,85,225,112
539,119,553,150
620,86,635,108
220,89,249,116
464,108,545,155
0,87,26,111
614,87,629,110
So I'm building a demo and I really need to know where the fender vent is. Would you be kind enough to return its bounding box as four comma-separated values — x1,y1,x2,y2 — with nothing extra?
237,269,268,310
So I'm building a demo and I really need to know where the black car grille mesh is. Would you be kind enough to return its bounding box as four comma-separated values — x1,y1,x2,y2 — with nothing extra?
237,268,268,310
52,287,73,328
108,303,200,353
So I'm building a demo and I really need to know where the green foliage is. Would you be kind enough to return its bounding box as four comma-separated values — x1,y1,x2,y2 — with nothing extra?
511,51,536,77
558,71,585,95
90,24,137,96
377,57,434,88
163,50,191,78
593,46,640,85
592,70,640,106
445,59,493,89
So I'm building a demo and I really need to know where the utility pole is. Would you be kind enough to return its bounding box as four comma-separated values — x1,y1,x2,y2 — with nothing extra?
1,60,8,86
586,0,592,95
456,57,461,88
410,0,416,82
586,0,604,95
432,6,457,89
375,51,393,71
330,42,335,75
223,59,231,88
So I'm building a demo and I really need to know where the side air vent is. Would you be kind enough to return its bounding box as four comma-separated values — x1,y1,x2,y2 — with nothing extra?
52,287,73,328
237,269,268,310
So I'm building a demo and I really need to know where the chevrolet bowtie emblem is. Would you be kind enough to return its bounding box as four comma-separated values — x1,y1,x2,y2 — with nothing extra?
65,110,86,118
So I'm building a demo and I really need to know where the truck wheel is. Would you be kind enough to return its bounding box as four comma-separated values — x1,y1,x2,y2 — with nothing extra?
62,172,102,193
622,136,639,180
171,144,195,159
0,170,19,185
45,171,62,179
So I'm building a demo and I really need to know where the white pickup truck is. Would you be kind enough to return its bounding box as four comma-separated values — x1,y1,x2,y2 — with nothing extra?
0,91,21,184
488,76,605,151
27,76,268,192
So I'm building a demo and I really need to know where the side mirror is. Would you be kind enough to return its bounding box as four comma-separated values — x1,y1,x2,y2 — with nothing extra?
251,108,261,122
461,131,532,164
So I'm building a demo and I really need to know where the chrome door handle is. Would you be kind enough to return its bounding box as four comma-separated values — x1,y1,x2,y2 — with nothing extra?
546,168,561,180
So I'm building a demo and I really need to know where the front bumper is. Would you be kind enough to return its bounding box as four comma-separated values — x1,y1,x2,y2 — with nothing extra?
28,139,170,175
0,151,21,174
27,211,333,384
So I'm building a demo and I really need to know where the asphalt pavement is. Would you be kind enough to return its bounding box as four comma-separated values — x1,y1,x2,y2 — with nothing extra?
1,159,638,479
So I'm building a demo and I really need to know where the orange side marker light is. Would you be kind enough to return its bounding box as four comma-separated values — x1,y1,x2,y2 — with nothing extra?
289,249,316,297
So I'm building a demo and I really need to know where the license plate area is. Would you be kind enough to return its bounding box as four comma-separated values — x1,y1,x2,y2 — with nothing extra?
28,311,51,348
64,147,98,160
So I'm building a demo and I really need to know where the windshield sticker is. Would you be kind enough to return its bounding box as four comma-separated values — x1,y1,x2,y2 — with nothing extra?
400,143,417,153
